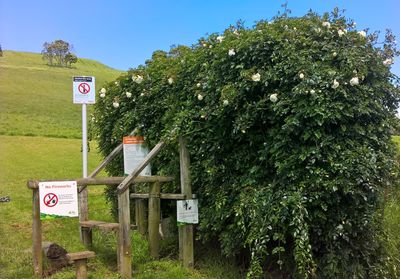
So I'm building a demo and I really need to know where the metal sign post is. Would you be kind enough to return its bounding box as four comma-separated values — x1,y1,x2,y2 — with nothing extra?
73,76,95,243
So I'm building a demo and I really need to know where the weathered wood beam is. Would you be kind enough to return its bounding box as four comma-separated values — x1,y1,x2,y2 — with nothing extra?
130,193,197,200
27,175,174,189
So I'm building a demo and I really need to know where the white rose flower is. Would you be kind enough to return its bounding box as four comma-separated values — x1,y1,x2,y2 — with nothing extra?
140,93,145,97
316,27,322,33
333,52,337,57
132,75,144,84
228,49,236,56
209,45,213,49
241,129,246,134
202,43,207,47
115,81,119,86
350,77,359,86
168,77,174,84
338,29,345,37
100,93,106,98
251,73,261,82
197,94,204,101
358,30,367,38
100,88,107,94
223,100,229,106
233,29,239,36
196,82,201,88
113,102,120,108
293,27,297,31
200,114,206,119
126,92,132,98
322,21,331,28
270,93,278,103
299,73,305,79
216,36,224,43
310,89,316,94
383,58,393,66
332,79,340,89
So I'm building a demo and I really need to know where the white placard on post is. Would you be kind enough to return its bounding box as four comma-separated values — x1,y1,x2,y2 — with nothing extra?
177,199,199,224
73,76,95,104
39,181,79,220
123,136,151,176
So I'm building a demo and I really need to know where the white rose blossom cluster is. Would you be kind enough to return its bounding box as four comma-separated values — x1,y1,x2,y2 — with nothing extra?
383,58,393,66
228,49,236,56
251,73,261,82
168,77,174,84
100,88,106,98
113,102,119,108
337,29,347,37
358,30,367,38
350,76,360,86
126,92,132,98
322,21,331,28
132,74,144,84
270,93,278,103
216,36,224,43
332,79,340,89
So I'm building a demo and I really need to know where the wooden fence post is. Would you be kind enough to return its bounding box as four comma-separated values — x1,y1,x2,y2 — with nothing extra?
118,189,132,278
178,137,194,268
135,199,147,236
79,188,90,247
148,181,160,258
32,188,42,277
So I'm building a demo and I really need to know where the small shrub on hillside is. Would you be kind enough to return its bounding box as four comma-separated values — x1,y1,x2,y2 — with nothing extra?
93,10,400,278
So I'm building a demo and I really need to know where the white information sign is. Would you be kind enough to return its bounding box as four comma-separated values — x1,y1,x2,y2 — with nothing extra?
177,199,199,224
73,76,95,104
123,136,151,176
39,181,79,220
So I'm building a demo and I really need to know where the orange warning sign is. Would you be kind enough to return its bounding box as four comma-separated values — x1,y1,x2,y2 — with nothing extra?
123,136,145,144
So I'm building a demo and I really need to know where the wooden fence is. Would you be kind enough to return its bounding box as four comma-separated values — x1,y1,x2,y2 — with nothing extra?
27,136,195,278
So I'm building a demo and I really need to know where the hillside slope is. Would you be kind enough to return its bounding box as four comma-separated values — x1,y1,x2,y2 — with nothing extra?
0,51,122,138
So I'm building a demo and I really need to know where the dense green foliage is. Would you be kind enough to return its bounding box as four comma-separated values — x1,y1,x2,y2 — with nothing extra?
94,11,400,278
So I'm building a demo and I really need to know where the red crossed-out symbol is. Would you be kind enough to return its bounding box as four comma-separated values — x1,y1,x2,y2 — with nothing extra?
78,82,90,94
43,193,58,207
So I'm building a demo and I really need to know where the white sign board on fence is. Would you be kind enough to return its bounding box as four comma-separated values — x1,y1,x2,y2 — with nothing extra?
123,136,151,176
177,199,199,224
38,181,79,220
73,76,95,104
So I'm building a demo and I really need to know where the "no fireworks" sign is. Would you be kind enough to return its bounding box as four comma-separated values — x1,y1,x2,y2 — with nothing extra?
73,76,95,104
38,181,79,220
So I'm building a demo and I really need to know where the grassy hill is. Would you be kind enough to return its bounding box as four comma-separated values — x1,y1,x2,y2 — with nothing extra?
0,51,122,138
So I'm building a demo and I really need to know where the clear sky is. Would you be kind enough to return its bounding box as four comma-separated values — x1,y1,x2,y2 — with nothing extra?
1,0,399,75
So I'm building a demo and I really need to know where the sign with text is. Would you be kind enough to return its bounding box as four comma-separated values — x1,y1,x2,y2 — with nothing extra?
38,181,79,220
177,199,199,224
73,76,95,104
123,136,151,176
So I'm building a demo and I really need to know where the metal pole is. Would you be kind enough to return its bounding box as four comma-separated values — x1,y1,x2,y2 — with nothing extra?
82,103,88,178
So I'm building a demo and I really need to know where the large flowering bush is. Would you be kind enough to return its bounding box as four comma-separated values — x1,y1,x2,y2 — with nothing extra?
93,11,399,278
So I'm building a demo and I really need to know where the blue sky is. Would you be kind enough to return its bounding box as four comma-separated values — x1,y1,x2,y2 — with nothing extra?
1,0,399,75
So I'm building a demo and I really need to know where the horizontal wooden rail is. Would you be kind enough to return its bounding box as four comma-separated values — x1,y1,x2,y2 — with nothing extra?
27,175,174,189
130,193,197,200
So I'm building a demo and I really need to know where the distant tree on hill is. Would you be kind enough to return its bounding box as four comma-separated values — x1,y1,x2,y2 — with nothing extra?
0,44,3,57
41,40,78,67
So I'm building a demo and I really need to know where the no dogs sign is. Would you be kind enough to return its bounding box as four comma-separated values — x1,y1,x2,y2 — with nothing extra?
39,181,79,220
73,76,95,104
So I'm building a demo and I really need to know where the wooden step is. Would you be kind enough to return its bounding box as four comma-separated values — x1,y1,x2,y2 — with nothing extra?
66,251,95,262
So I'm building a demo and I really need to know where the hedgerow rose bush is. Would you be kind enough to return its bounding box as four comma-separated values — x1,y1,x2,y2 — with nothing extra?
93,10,400,278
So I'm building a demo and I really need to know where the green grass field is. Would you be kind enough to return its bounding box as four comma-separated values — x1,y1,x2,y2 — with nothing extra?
0,51,242,278
0,51,121,138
